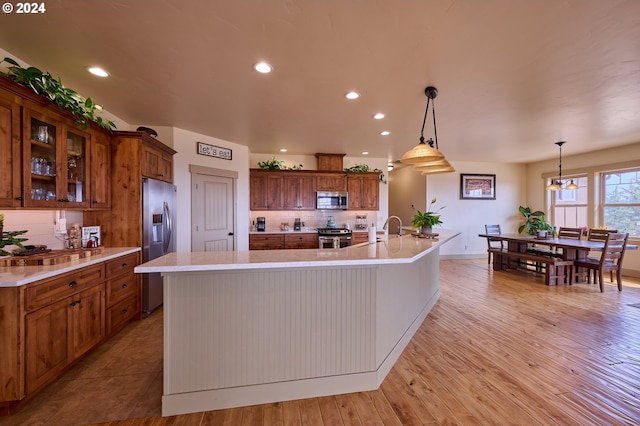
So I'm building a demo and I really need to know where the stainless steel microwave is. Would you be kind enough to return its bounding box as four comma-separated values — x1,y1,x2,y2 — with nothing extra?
316,191,348,210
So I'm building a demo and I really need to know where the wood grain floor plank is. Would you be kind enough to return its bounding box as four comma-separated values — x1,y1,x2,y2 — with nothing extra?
316,396,344,425
347,392,386,426
361,390,404,426
262,402,284,426
333,393,362,425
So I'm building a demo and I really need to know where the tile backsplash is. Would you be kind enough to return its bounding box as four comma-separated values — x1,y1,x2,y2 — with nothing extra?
250,210,380,232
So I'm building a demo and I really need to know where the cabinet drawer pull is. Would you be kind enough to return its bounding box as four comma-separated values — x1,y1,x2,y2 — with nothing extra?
121,263,128,268
121,309,128,315
121,283,128,289
68,281,77,287
70,299,81,307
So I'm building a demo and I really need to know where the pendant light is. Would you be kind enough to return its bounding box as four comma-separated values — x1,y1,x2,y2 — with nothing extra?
546,141,578,191
400,87,451,172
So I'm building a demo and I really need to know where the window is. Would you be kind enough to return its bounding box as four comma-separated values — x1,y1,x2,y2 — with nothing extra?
551,176,588,229
601,168,640,238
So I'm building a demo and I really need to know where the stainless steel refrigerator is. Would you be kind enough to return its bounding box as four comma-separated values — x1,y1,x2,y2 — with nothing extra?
142,177,177,316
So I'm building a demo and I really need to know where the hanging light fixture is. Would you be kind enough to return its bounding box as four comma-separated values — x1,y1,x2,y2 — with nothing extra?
400,87,452,174
546,141,579,191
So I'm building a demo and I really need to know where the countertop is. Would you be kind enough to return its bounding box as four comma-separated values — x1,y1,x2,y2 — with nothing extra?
0,247,141,287
249,228,376,234
136,229,460,273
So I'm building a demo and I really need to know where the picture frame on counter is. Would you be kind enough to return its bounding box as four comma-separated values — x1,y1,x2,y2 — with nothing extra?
460,173,496,200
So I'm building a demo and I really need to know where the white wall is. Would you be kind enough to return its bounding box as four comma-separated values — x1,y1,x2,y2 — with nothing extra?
1,210,83,251
423,161,527,258
172,128,250,252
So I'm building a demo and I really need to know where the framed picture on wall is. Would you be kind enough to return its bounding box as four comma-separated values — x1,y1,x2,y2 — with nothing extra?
460,173,496,200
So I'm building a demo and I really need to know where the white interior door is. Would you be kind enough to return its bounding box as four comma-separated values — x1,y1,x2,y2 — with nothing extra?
191,173,235,251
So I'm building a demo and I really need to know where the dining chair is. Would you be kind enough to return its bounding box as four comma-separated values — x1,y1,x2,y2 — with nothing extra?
587,228,618,242
586,228,618,281
557,227,583,240
484,224,503,264
573,232,629,292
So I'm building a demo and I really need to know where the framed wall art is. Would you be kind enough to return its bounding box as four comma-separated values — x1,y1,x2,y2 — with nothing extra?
460,173,496,200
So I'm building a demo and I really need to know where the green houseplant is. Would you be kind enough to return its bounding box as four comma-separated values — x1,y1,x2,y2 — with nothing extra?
344,164,387,183
518,205,554,236
411,197,444,234
0,57,115,131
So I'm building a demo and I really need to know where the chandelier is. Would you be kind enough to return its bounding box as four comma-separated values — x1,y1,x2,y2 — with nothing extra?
546,141,578,191
400,86,454,174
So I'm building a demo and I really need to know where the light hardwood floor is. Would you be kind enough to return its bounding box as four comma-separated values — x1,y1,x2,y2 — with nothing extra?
2,259,640,425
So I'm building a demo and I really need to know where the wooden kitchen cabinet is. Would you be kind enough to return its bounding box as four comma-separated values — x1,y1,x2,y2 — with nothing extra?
142,141,174,183
316,172,347,192
0,76,111,211
84,131,176,247
283,173,316,210
25,272,105,394
0,89,22,207
22,102,91,209
284,233,318,249
104,252,140,336
249,233,285,250
250,170,284,210
89,131,111,210
347,173,380,210
0,252,140,413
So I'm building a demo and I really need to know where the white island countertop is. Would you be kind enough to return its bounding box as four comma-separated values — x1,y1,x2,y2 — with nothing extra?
0,247,141,287
136,229,460,273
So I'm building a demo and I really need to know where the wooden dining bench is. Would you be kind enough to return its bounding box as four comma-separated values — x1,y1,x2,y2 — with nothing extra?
488,247,574,286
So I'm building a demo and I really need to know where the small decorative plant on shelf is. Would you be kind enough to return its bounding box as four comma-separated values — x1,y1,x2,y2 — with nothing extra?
257,157,302,170
411,197,444,234
0,57,116,131
344,164,386,183
517,205,554,237
0,214,28,256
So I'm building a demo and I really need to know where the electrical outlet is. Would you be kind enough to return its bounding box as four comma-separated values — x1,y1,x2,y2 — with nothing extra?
57,217,67,232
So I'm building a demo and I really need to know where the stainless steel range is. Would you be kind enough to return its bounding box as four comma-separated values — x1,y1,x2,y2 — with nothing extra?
317,227,352,249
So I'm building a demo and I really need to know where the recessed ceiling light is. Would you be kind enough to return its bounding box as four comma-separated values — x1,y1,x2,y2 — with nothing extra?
361,151,369,155
373,113,385,120
254,62,273,73
87,67,109,77
345,91,360,100
280,148,287,152
380,131,391,136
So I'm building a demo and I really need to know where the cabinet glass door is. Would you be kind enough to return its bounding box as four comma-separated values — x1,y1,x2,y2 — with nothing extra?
65,130,87,205
28,116,58,205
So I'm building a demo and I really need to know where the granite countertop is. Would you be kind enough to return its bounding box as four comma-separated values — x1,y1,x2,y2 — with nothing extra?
0,247,141,287
136,229,460,273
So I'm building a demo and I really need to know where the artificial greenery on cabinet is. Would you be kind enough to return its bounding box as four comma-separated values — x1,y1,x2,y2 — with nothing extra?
0,57,116,131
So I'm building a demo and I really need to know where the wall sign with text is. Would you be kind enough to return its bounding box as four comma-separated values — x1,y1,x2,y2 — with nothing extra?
196,142,232,160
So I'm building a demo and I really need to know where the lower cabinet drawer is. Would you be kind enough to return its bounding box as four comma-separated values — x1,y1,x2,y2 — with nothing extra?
25,264,104,312
106,296,138,336
105,253,139,279
105,273,137,307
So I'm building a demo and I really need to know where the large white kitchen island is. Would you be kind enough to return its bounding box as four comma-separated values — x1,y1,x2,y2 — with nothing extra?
135,230,459,416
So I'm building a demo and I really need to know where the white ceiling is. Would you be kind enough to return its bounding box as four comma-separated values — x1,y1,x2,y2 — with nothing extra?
1,0,640,164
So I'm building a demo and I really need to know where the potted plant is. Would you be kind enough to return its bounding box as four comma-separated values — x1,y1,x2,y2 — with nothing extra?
411,197,444,234
517,206,554,237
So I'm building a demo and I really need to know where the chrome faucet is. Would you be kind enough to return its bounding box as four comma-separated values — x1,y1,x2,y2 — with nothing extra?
383,216,403,236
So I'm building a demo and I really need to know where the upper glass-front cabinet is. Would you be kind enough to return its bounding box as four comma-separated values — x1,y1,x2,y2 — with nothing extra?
24,104,89,208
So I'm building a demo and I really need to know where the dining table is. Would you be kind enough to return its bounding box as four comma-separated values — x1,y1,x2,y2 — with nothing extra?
478,232,637,285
